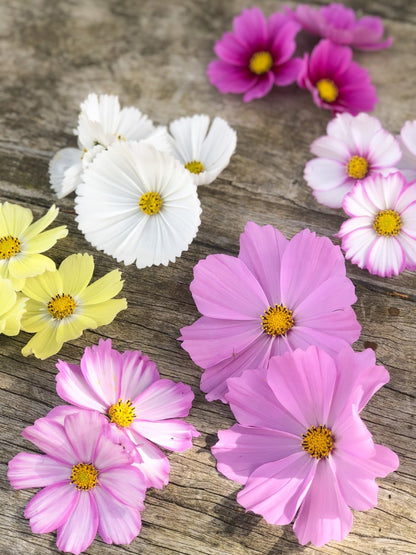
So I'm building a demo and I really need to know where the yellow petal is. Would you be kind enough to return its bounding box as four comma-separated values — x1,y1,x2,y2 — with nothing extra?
83,298,127,327
59,253,94,295
55,314,96,344
9,253,56,279
1,293,27,336
24,226,68,254
20,299,49,332
79,270,124,305
23,268,62,302
23,205,59,240
0,202,33,236
21,325,63,359
0,277,17,313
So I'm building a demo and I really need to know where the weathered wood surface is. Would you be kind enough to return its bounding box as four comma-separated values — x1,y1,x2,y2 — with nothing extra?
1,0,415,554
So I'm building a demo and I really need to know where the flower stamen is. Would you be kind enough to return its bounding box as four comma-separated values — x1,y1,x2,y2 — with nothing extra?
261,304,294,336
70,462,98,490
302,425,334,459
249,51,273,75
139,192,163,215
373,210,401,237
346,155,369,179
0,235,21,259
108,399,136,427
47,294,76,319
316,79,339,103
185,160,204,174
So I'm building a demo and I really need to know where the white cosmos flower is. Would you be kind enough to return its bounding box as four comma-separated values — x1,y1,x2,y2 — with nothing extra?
168,114,237,186
397,120,416,182
75,142,202,268
49,93,165,198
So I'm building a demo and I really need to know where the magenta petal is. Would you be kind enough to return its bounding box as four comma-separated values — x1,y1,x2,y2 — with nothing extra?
22,417,78,465
232,7,268,51
56,360,106,412
130,419,198,452
133,379,194,420
94,486,142,545
268,15,299,62
99,466,146,510
273,57,303,86
293,460,353,546
8,453,70,489
25,483,78,534
207,60,257,94
213,424,301,485
309,40,352,81
119,349,160,402
214,31,250,66
243,71,274,102
56,492,99,555
296,276,357,319
237,453,316,525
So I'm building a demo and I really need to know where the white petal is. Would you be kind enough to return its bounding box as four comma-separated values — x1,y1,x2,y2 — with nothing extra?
304,158,349,192
367,129,402,168
198,117,237,184
80,93,120,132
400,120,416,157
116,106,155,141
398,231,416,268
396,134,416,181
366,236,406,277
362,173,404,211
349,113,383,156
313,183,352,209
168,114,210,164
326,113,355,150
341,226,377,268
310,135,350,161
342,181,377,217
49,148,83,198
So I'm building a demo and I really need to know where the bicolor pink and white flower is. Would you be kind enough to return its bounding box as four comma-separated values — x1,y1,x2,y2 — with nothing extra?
397,120,416,182
298,39,377,115
8,410,146,554
55,339,199,489
212,345,399,546
338,172,416,277
180,222,361,402
304,112,401,208
207,7,302,102
286,3,393,51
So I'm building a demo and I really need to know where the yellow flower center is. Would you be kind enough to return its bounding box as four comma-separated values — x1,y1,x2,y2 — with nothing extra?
139,192,163,215
261,304,294,336
373,210,402,237
0,235,21,259
47,294,76,319
316,78,339,103
301,425,334,459
108,399,136,427
249,51,273,75
346,155,369,179
70,462,98,490
185,160,204,174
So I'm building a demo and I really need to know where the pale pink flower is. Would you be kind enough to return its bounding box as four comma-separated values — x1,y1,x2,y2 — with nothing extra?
397,120,416,182
212,345,399,546
338,172,416,277
304,112,401,208
180,222,361,402
55,339,199,489
8,410,146,554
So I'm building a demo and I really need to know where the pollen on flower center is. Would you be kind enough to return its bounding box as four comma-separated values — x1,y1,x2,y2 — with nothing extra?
47,294,76,319
249,51,273,75
316,79,339,103
301,425,334,459
373,209,402,237
261,304,294,336
346,155,369,179
185,160,204,174
139,191,163,215
70,462,98,490
0,235,21,259
108,399,136,427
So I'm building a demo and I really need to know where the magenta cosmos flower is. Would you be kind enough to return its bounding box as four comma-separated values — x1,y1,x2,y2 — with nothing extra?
298,39,377,115
180,222,361,402
212,345,399,546
8,410,146,554
304,112,401,208
55,339,199,489
286,3,393,51
207,7,302,102
338,172,416,277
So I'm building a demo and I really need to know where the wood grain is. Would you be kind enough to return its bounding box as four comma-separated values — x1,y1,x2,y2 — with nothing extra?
1,1,415,554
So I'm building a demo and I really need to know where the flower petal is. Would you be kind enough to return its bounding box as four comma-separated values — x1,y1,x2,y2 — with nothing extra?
60,253,94,295
8,453,70,489
25,483,78,534
98,466,146,509
130,419,198,452
56,491,99,555
22,417,77,464
64,410,105,463
133,379,194,420
365,236,406,277
56,360,107,412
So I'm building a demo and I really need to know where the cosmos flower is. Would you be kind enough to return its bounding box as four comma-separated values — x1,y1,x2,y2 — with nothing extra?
168,114,237,186
21,253,127,359
75,142,202,269
304,112,401,208
212,345,399,546
396,120,416,182
180,222,361,402
55,338,199,489
297,39,377,115
338,172,416,277
0,277,27,336
0,202,68,291
286,3,393,51
207,7,302,102
8,409,146,554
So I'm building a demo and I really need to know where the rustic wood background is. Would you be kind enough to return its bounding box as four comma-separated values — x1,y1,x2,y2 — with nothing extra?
1,1,415,554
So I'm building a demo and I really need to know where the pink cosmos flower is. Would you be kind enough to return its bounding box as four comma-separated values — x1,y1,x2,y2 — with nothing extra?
212,345,399,546
286,3,393,51
8,410,146,554
304,112,401,208
207,7,302,102
298,39,378,115
180,222,361,402
55,339,199,489
338,172,416,277
397,120,416,182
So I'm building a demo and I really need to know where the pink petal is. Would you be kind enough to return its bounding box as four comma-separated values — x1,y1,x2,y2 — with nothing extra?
94,433,133,470
366,236,406,277
293,460,353,546
64,410,105,463
56,360,107,413
22,418,78,465
133,379,194,420
273,57,303,86
8,453,70,489
237,453,316,525
334,407,377,460
304,158,349,193
340,226,377,269
213,424,301,485
207,60,257,94
295,276,357,320
243,71,274,102
119,349,160,402
25,483,78,533
46,404,86,425
213,32,250,66
190,254,268,320
99,466,146,509
130,419,198,452
94,486,142,545
232,7,268,51
131,436,170,489
56,492,99,555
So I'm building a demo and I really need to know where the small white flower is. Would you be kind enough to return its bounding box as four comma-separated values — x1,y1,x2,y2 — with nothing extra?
397,120,416,182
75,142,202,268
168,114,237,186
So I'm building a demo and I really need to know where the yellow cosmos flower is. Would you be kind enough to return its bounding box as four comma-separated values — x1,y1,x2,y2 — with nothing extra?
0,277,27,336
21,253,127,359
0,202,68,291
